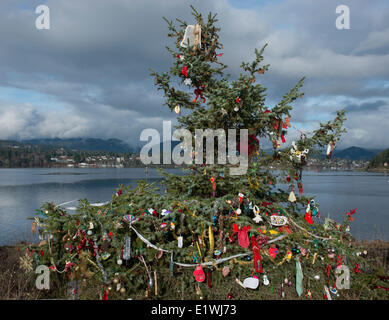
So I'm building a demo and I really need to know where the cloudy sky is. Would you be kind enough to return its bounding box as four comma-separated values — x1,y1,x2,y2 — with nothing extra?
0,0,388,150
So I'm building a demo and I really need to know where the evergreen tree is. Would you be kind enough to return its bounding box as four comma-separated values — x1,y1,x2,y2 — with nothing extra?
25,7,386,300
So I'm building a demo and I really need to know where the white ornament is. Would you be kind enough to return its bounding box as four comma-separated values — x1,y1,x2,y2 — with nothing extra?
178,236,183,248
183,78,192,86
180,24,201,48
253,214,263,224
236,208,242,215
161,209,171,216
263,275,270,286
117,259,123,265
242,276,259,289
288,190,297,202
290,141,309,163
270,215,288,226
314,275,320,280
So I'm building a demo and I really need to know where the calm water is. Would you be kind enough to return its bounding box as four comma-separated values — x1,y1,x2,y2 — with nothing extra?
0,168,388,245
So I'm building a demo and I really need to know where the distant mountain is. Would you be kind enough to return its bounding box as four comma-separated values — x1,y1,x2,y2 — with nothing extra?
333,146,382,161
368,148,389,169
22,138,134,153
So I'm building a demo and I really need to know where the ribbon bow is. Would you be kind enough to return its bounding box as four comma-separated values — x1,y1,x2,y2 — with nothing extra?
232,224,251,248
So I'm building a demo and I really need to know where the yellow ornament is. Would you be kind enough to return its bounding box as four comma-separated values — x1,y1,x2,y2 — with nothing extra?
174,105,181,114
269,230,279,236
208,225,214,254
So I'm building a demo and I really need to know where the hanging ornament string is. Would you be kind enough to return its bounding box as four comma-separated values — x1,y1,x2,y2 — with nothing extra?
138,255,153,287
262,251,290,266
129,224,287,267
130,226,170,253
173,202,198,218
288,217,331,240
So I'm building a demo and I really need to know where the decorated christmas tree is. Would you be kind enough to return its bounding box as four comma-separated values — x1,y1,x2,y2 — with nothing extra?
24,7,387,300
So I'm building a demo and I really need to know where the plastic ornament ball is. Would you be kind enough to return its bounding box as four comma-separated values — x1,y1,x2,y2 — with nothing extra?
228,292,233,299
113,278,119,284
87,230,93,235
314,275,320,280
246,256,252,261
117,259,123,265
284,278,288,284
107,286,112,291
120,287,126,294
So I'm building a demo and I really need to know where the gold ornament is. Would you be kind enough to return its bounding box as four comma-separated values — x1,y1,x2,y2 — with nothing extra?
113,278,119,284
19,252,33,273
120,287,126,294
31,222,37,234
208,225,214,255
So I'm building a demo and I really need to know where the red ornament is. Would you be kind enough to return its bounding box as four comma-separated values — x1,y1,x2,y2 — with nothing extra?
181,66,188,77
251,235,263,273
193,265,205,282
346,208,357,221
298,182,303,195
304,211,313,225
232,224,251,248
268,246,279,259
207,271,212,288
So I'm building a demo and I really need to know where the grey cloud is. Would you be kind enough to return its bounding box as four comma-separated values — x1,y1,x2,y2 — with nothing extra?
0,0,388,149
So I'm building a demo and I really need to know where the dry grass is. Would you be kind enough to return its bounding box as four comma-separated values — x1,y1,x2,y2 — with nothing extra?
0,246,42,299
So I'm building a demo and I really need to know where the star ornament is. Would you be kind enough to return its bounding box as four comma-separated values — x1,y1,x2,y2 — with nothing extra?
183,78,192,86
19,252,34,273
